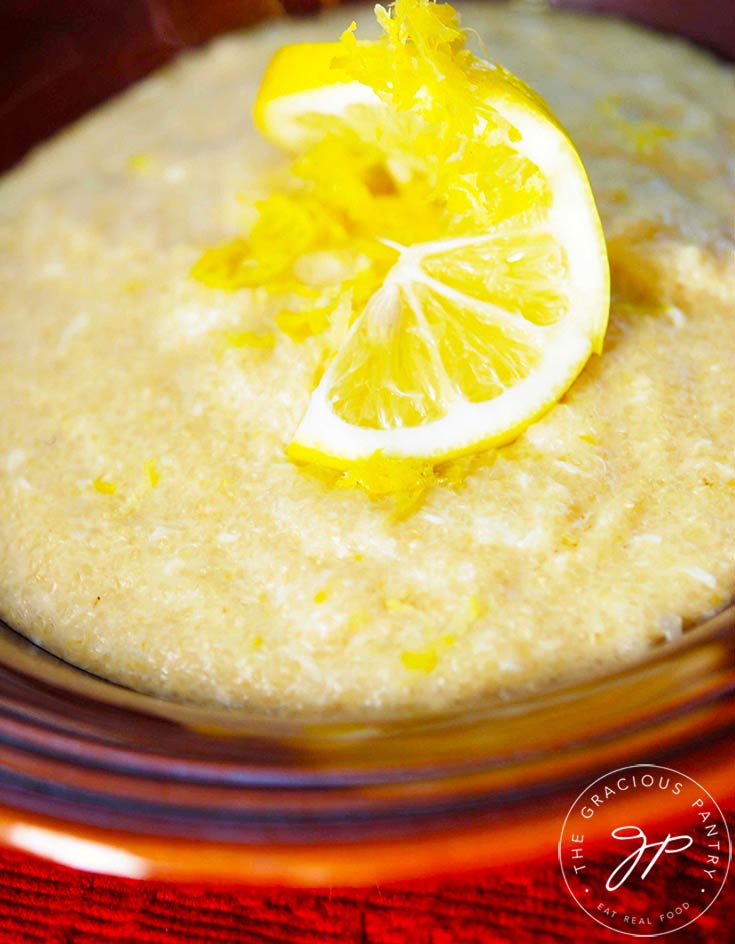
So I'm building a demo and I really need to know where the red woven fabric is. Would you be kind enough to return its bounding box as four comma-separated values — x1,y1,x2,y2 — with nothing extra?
0,834,732,944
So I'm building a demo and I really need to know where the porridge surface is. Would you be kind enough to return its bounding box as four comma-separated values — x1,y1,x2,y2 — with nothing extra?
0,3,734,715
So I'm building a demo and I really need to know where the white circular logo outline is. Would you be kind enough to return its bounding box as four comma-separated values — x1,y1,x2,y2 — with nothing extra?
558,763,732,938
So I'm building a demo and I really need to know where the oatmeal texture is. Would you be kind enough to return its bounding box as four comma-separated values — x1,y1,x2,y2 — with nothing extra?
0,3,734,715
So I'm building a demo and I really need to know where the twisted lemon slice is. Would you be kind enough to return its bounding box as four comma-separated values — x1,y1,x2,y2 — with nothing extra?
255,0,609,466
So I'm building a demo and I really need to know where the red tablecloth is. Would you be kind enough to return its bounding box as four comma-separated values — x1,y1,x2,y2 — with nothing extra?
1,837,733,944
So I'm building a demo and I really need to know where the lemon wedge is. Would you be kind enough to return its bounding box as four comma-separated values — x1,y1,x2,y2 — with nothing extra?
254,0,609,466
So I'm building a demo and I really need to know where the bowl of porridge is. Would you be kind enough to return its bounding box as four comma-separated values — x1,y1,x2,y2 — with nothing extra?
0,0,733,883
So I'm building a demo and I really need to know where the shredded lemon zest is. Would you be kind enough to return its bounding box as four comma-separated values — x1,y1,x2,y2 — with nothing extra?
93,476,117,496
192,0,550,353
123,277,146,294
327,450,434,518
127,153,155,173
466,594,483,622
347,608,368,632
144,459,160,488
385,597,413,612
336,451,434,496
212,328,276,353
276,306,333,343
292,447,491,519
401,647,438,673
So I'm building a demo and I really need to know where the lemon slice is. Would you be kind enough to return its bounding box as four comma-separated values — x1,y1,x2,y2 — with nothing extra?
254,1,610,466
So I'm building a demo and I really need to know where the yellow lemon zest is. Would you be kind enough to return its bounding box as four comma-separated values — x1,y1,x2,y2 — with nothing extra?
192,238,282,291
292,446,485,519
213,328,276,352
347,608,368,632
466,594,483,622
321,450,434,519
401,647,438,674
276,306,333,343
123,277,146,294
389,485,431,523
385,597,413,612
93,476,117,496
127,153,155,173
334,451,434,497
144,459,160,488
193,0,555,343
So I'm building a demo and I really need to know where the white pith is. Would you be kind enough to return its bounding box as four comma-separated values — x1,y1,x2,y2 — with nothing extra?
264,82,381,150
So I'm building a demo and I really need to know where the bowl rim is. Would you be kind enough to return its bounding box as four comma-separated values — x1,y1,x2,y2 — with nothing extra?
0,601,733,883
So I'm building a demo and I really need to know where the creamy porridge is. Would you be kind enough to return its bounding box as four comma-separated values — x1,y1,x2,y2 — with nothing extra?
0,3,733,715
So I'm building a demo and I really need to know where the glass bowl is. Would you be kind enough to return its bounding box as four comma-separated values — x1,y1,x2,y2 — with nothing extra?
0,0,733,885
